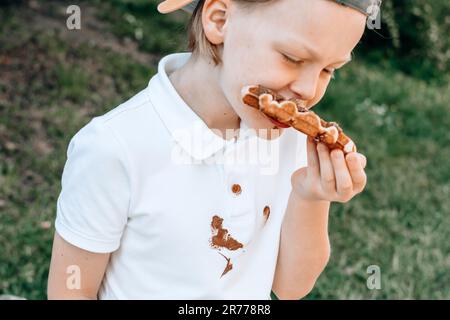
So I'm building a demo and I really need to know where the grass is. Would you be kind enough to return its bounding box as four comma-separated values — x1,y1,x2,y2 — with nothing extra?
94,0,189,55
0,0,449,299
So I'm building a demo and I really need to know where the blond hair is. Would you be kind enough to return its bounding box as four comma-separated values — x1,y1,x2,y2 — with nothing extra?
187,0,275,65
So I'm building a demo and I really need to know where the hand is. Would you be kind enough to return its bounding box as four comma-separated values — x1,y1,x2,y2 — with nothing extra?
291,136,367,203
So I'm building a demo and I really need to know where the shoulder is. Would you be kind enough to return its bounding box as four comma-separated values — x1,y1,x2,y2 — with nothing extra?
89,88,154,138
70,88,167,155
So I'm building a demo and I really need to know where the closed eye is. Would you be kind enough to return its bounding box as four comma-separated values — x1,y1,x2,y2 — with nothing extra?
281,53,303,66
282,53,336,79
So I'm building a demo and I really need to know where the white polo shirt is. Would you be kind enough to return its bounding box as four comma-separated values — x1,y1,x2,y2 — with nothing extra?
55,52,308,300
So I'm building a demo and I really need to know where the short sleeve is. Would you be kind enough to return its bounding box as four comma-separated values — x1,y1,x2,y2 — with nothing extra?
55,119,131,253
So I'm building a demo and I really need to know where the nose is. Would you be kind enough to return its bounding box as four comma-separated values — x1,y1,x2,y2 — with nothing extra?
289,73,318,102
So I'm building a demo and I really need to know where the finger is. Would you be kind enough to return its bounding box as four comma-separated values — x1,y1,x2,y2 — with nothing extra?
346,152,367,193
330,149,353,198
358,153,367,169
317,143,336,193
306,136,320,180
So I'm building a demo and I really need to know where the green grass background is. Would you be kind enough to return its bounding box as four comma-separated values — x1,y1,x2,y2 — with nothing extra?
0,0,449,299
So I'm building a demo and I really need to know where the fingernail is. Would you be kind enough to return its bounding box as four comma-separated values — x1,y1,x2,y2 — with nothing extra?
361,156,367,168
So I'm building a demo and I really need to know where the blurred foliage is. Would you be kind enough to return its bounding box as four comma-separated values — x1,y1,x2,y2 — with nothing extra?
92,0,189,55
0,0,25,5
359,0,450,80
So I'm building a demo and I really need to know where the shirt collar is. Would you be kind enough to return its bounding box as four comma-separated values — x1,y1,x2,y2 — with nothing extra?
147,52,256,161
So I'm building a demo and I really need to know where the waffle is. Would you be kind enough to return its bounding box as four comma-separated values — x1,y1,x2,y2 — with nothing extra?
241,85,356,154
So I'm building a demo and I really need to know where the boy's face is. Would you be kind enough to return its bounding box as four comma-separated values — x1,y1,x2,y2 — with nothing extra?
209,0,366,135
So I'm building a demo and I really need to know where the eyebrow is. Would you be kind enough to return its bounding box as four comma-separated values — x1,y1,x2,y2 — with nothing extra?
276,38,353,65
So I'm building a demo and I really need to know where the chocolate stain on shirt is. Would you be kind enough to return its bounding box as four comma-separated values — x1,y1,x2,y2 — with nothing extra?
210,215,244,250
218,252,233,277
263,205,271,223
210,215,244,278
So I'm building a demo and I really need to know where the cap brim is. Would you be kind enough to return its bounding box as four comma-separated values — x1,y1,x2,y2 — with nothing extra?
157,0,196,14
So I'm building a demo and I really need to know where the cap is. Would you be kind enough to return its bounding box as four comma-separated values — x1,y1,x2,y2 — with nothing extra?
157,0,200,14
157,0,382,16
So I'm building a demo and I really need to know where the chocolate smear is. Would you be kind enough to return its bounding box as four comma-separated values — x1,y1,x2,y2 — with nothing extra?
263,205,271,223
210,215,244,251
218,252,233,277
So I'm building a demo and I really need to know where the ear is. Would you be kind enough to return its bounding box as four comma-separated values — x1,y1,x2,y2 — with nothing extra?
201,0,232,45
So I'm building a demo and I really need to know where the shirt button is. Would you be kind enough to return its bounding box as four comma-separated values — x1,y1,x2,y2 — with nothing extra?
231,184,242,195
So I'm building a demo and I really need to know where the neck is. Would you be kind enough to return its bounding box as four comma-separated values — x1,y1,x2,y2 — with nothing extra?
168,54,240,140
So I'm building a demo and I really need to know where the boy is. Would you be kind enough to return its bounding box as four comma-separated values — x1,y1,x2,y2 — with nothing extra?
48,0,374,299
